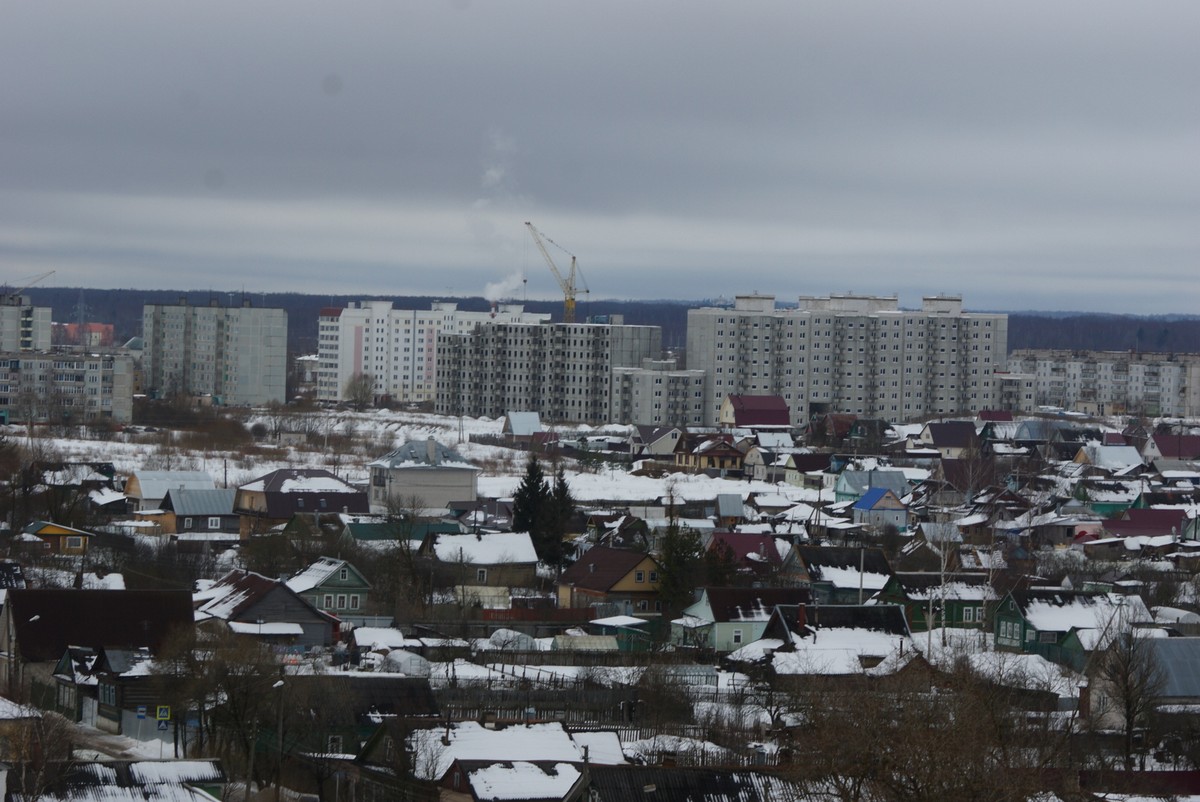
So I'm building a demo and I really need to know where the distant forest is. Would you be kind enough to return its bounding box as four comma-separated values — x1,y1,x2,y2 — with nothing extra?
24,287,1200,358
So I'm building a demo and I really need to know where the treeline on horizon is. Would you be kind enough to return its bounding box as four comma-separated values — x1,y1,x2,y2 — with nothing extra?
24,287,1200,358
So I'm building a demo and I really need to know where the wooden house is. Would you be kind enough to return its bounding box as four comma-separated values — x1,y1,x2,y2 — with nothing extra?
20,520,92,555
234,468,368,537
287,557,373,616
557,547,661,614
195,569,337,648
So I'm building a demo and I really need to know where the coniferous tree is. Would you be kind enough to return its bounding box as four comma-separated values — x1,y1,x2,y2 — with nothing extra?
512,453,552,560
545,464,577,568
656,521,704,614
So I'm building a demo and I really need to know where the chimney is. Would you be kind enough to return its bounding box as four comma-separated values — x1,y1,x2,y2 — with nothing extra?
427,436,438,464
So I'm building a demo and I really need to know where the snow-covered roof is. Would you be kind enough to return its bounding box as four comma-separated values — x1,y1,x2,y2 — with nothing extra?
128,471,216,500
368,438,479,471
408,721,581,780
432,532,538,565
286,556,352,594
465,762,581,801
741,628,915,677
352,626,408,650
227,621,304,635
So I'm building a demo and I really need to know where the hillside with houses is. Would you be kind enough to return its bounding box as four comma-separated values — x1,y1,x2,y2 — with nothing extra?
3,402,1200,800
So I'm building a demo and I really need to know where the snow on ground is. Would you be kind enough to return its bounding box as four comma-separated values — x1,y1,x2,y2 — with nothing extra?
16,411,819,507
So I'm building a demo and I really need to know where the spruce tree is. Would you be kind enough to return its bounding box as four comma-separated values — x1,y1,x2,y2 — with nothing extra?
546,465,577,568
511,453,549,535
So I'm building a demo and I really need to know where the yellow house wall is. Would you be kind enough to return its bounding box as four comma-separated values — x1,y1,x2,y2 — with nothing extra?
609,556,661,593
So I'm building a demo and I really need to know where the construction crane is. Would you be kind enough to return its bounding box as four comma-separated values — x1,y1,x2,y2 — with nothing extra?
525,222,588,323
2,270,55,305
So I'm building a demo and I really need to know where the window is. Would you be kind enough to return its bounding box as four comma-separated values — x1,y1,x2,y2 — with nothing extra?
732,629,743,645
635,571,645,583
963,607,974,623
324,594,333,608
327,735,343,753
1039,631,1056,643
66,536,83,550
337,594,347,609
183,517,193,530
476,568,488,583
350,595,360,610
339,568,348,581
637,600,648,611
649,571,659,583
208,517,221,529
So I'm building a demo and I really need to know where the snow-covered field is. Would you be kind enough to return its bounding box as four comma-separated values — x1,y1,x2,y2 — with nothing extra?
9,408,816,506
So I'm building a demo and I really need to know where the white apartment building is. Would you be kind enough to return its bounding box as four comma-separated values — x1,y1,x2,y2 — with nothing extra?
143,301,288,406
0,352,135,424
0,295,51,352
316,301,551,405
610,358,706,428
1007,350,1200,417
435,319,662,424
687,294,1008,425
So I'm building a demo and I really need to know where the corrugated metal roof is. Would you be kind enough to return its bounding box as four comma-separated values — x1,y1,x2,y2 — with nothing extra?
164,488,236,516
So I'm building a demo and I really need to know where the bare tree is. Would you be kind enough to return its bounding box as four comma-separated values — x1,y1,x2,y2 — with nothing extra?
1095,631,1166,770
343,372,376,411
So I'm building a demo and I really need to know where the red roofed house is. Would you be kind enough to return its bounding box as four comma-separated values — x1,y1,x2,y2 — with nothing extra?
1104,508,1199,541
719,395,790,429
1143,433,1200,462
706,532,798,583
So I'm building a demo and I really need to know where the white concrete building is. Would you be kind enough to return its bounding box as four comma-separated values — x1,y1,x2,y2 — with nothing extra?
610,357,706,428
1007,350,1200,417
316,301,551,405
686,294,1008,425
0,352,135,424
143,301,288,406
435,318,662,424
0,295,51,352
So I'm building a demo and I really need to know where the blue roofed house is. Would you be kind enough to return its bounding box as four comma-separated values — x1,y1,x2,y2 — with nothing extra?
834,469,909,504
851,487,909,533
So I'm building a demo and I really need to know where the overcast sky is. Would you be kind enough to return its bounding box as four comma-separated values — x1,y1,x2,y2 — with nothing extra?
2,2,1197,314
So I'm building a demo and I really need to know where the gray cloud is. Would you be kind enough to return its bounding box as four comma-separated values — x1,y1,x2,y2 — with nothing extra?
0,1,1197,313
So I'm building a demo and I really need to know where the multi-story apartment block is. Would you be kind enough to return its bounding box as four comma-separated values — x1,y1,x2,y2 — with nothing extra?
0,295,51,352
0,352,135,424
610,358,706,428
316,301,551,405
687,294,1008,425
435,319,662,424
143,301,288,406
1006,350,1200,417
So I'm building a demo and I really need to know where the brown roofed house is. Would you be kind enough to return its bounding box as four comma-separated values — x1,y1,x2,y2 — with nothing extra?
557,547,661,614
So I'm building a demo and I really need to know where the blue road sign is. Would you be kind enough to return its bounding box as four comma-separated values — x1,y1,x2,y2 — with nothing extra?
137,706,147,719
157,720,169,731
